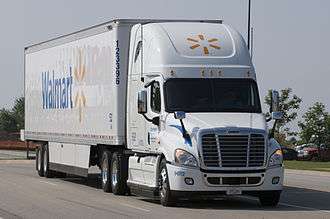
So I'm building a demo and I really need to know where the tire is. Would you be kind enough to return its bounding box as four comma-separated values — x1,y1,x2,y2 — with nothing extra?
36,146,44,177
43,144,56,178
111,152,128,195
259,191,281,207
159,159,176,207
101,151,112,193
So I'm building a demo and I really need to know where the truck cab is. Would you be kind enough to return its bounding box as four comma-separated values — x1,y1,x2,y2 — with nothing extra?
125,21,284,206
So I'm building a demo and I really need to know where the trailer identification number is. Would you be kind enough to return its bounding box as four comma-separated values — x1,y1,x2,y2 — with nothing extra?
115,40,120,85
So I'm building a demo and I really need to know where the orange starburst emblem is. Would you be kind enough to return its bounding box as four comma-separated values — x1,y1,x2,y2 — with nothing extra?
187,34,220,55
74,49,87,123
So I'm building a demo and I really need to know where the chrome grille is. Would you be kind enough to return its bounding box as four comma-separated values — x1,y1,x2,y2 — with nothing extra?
201,133,265,168
201,134,220,167
249,134,265,167
219,135,248,167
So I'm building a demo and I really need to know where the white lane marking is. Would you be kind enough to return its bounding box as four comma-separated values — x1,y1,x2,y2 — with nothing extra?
119,202,151,212
39,180,57,186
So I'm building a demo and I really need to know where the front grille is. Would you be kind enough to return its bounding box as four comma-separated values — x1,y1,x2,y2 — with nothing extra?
201,133,265,168
219,135,248,167
207,177,262,185
249,134,266,167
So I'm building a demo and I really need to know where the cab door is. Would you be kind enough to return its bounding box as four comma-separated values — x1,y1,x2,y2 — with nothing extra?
144,78,163,153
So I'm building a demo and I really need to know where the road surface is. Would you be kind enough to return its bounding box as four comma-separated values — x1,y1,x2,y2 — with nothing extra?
0,150,35,160
0,160,329,219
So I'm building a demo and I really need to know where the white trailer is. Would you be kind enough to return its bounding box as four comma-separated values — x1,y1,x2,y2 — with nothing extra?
23,19,284,206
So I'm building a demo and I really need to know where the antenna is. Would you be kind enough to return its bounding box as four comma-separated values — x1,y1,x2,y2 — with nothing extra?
140,24,144,82
247,0,251,51
251,27,254,59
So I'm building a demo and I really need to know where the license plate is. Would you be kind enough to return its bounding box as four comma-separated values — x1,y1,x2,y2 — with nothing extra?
226,188,242,195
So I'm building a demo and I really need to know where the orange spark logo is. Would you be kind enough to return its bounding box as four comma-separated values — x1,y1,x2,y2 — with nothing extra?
187,34,220,55
74,49,87,123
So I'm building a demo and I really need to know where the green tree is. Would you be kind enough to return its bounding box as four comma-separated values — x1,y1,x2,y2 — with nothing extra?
0,97,25,132
298,102,329,145
265,88,302,138
326,116,330,144
12,97,24,131
0,109,17,132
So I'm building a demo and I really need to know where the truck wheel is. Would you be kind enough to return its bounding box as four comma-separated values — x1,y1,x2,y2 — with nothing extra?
43,144,56,178
111,152,128,195
101,151,112,193
159,159,176,207
36,146,44,177
258,191,281,207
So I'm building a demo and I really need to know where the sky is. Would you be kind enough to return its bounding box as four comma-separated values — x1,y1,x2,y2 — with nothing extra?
0,0,329,129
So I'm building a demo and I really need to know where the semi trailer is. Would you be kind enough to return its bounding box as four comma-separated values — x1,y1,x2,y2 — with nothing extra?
22,19,284,206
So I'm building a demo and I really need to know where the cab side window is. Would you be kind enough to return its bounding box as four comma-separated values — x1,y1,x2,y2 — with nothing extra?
134,41,142,63
151,82,161,113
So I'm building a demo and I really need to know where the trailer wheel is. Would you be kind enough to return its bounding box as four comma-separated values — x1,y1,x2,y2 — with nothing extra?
36,146,44,177
43,144,56,178
258,191,281,207
111,152,128,195
159,159,176,207
101,151,112,193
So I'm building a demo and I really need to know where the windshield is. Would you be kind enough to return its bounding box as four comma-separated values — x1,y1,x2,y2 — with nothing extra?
164,78,261,113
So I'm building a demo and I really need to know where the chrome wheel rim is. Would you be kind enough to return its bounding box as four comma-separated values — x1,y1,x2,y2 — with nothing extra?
37,149,41,171
111,160,118,187
159,168,167,199
102,159,108,185
43,149,47,173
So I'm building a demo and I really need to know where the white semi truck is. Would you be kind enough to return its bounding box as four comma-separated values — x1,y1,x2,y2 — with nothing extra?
22,19,284,206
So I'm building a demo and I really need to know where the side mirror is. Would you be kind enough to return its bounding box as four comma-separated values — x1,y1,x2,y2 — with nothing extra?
270,90,280,113
138,90,147,114
174,111,186,120
270,90,283,120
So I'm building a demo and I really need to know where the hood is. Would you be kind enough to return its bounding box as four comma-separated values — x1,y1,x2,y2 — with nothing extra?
165,112,267,141
167,113,266,131
161,112,268,161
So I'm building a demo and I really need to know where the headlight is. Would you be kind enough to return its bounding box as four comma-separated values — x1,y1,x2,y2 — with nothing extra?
174,149,198,167
268,149,283,168
303,150,309,156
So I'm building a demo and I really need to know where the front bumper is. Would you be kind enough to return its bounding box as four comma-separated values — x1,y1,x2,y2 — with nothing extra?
167,163,283,192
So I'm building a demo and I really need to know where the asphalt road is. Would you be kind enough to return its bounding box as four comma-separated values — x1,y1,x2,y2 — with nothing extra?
0,160,329,219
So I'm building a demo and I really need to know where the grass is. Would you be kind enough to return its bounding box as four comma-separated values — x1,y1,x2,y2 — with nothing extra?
284,160,330,172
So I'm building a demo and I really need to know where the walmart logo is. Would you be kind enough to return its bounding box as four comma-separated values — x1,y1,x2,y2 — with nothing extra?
41,69,73,110
41,48,87,123
187,34,220,55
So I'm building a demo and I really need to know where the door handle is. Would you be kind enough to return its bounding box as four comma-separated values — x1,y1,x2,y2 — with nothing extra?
147,132,150,145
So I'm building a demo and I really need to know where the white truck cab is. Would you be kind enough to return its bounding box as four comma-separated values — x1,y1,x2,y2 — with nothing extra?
24,19,284,207
125,21,283,206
